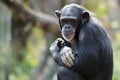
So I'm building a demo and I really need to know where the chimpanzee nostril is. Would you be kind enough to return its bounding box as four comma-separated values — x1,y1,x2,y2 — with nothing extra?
68,26,70,29
64,25,71,29
64,25,67,29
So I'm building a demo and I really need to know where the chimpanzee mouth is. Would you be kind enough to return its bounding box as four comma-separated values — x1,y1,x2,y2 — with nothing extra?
62,30,75,41
63,32,75,40
64,32,75,39
64,32,75,36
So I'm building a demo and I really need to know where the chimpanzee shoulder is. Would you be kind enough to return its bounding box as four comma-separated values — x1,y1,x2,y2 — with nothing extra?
78,16,113,65
79,16,111,44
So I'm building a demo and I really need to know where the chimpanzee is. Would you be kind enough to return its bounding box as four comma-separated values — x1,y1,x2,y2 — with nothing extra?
49,4,113,80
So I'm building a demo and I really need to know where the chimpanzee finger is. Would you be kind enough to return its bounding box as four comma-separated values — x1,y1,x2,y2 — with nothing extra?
68,50,75,61
50,41,59,51
65,52,74,66
63,53,73,67
61,55,71,67
51,39,58,47
57,38,64,42
51,38,62,47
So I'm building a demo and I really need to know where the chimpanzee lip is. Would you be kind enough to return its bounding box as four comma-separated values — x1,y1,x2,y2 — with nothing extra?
63,31,75,34
64,32,75,36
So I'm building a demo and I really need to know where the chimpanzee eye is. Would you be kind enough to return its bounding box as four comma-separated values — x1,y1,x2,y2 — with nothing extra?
61,19,68,23
61,19,77,26
61,19,68,25
69,19,77,26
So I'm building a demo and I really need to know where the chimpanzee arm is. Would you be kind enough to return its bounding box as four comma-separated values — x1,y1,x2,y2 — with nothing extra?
50,46,75,67
49,38,67,66
51,52,64,66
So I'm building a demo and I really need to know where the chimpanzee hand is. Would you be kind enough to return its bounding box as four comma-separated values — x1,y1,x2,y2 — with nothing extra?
49,38,64,58
60,46,75,67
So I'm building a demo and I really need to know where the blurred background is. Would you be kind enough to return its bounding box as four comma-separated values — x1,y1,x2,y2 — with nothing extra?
0,0,120,80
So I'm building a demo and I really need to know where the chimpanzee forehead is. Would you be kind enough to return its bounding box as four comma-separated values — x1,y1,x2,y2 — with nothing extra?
61,7,80,17
61,4,85,17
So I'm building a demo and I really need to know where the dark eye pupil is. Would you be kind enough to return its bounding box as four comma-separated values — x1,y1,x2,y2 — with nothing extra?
61,19,77,26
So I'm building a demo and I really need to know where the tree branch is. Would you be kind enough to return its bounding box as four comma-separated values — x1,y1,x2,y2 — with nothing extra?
1,0,61,36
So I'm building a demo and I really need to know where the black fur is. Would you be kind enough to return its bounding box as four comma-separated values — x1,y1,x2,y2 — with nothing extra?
52,4,113,80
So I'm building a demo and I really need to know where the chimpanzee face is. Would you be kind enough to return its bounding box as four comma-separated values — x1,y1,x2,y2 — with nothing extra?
55,4,90,41
60,12,78,41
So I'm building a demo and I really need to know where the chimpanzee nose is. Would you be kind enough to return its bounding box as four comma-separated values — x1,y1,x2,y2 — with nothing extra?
64,25,71,29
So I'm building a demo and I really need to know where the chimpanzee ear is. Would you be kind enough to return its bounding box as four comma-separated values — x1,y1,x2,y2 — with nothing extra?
81,11,90,23
55,10,62,29
55,10,61,18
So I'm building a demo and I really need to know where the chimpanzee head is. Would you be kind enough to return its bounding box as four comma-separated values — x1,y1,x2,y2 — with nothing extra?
55,4,90,41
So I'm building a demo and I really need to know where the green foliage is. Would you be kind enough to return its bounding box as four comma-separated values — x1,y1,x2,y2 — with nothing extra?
95,2,109,17
84,0,109,18
112,41,120,80
9,27,46,80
